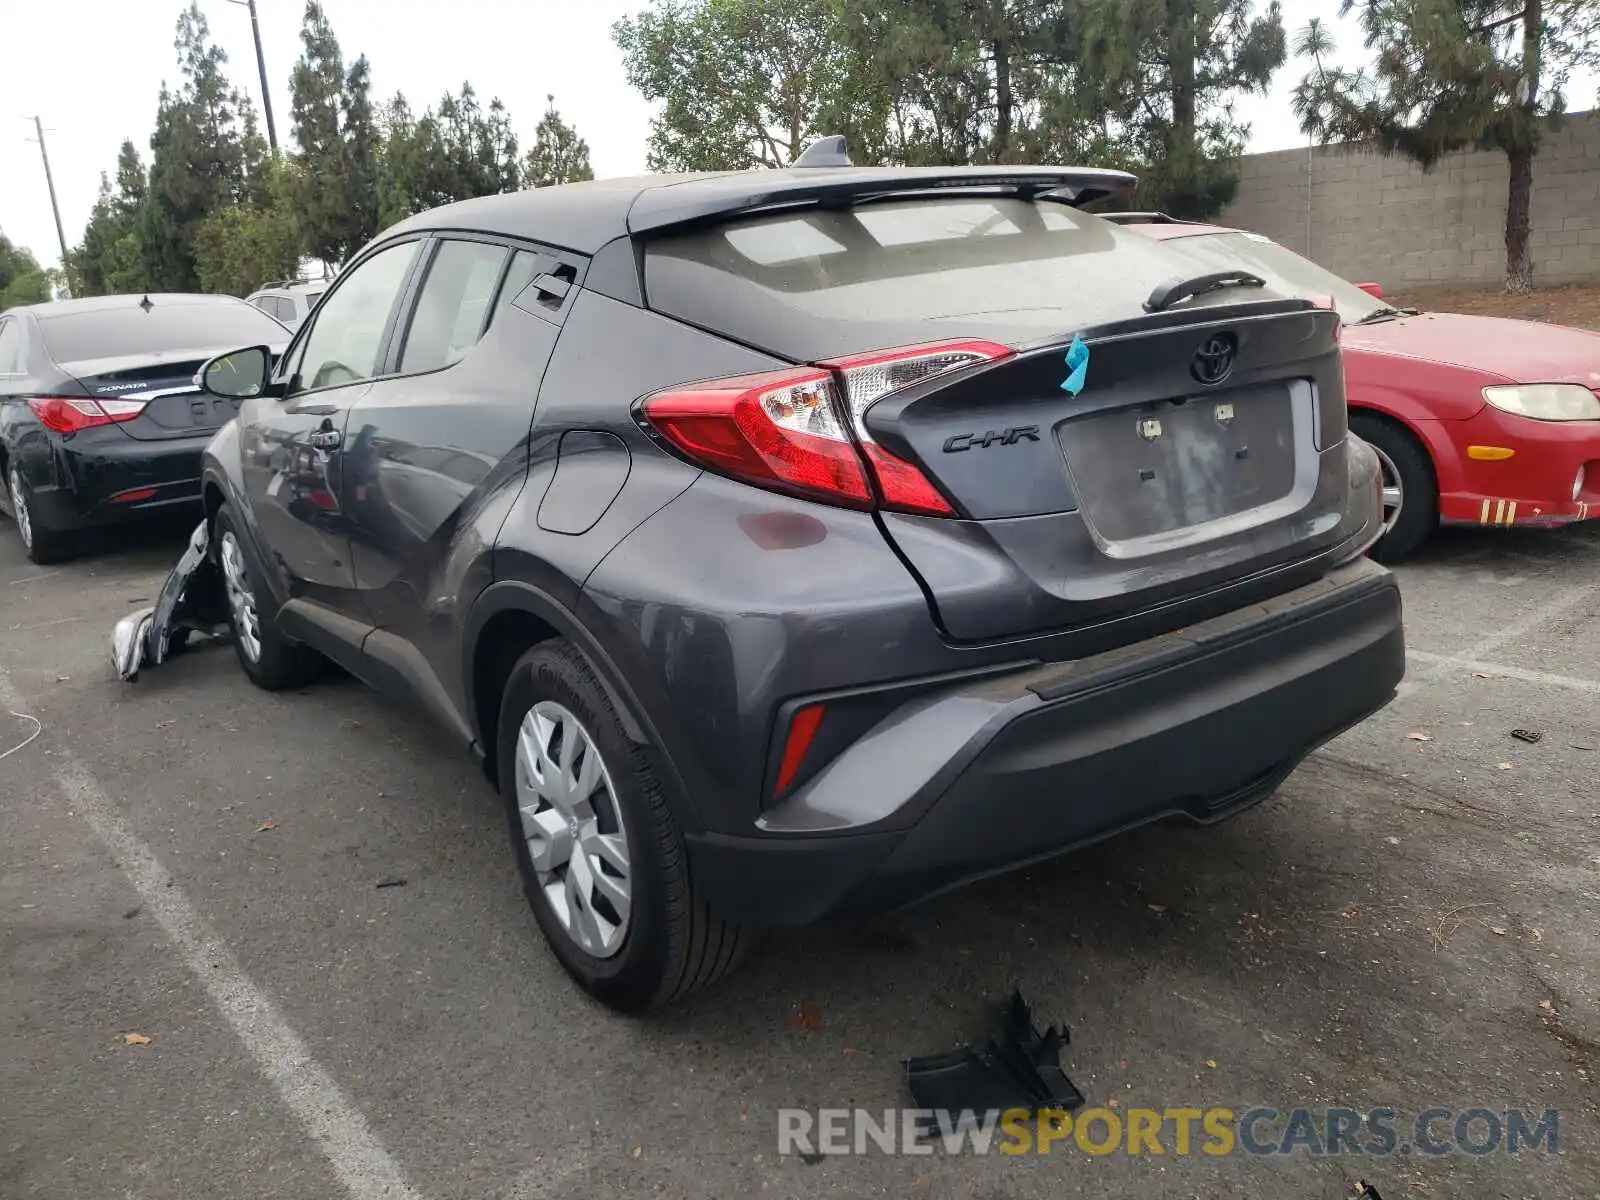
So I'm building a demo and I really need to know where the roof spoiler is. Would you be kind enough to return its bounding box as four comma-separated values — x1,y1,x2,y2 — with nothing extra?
629,160,1141,237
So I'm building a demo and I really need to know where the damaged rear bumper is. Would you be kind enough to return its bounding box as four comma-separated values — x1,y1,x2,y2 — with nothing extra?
111,520,228,681
685,556,1405,927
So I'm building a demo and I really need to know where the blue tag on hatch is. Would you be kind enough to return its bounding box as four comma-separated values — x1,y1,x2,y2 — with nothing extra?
1061,336,1090,396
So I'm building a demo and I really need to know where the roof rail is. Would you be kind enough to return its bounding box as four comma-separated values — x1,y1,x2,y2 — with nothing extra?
793,135,853,169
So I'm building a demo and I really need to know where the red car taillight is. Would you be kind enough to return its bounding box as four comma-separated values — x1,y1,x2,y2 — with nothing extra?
639,339,1013,516
27,395,148,434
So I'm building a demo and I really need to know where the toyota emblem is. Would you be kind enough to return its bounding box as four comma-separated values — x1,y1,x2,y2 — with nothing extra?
1191,333,1238,385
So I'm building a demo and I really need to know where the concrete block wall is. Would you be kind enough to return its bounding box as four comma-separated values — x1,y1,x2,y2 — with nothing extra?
1217,109,1600,289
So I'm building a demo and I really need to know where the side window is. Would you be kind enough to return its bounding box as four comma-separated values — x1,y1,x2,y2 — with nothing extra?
397,240,510,374
294,240,420,393
0,319,20,374
489,250,543,325
276,297,298,323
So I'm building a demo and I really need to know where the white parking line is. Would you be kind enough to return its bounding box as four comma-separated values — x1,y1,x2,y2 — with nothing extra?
1394,578,1600,700
1407,649,1600,694
0,668,425,1200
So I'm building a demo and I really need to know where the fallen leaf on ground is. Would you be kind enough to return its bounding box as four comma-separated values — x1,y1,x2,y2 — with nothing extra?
786,1000,823,1034
1496,762,1513,771
1490,926,1508,936
1107,1097,1120,1109
256,820,278,832
630,1146,642,1159
1539,999,1556,1014
1406,731,1432,742
122,1032,151,1046
1147,904,1167,914
1206,1059,1218,1069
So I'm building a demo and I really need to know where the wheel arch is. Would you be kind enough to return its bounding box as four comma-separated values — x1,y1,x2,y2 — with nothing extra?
463,582,688,813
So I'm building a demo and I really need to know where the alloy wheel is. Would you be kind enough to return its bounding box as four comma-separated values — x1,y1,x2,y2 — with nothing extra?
218,530,262,663
1371,444,1404,535
514,701,633,958
8,467,33,550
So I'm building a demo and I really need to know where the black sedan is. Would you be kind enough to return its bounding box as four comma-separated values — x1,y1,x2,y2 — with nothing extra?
0,293,290,563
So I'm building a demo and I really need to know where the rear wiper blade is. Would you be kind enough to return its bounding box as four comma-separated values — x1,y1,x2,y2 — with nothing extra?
1143,270,1267,313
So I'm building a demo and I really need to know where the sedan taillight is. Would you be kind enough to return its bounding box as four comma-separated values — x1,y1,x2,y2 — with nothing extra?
27,395,148,435
638,339,1012,516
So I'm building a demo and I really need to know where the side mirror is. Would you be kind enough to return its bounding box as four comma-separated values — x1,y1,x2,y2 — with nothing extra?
197,345,271,399
1356,281,1384,299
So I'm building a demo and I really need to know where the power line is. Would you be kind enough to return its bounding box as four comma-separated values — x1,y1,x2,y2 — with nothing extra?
23,116,71,294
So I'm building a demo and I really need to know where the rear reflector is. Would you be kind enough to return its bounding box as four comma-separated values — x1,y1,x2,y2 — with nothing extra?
27,395,148,435
640,339,1012,516
110,487,158,504
775,703,827,796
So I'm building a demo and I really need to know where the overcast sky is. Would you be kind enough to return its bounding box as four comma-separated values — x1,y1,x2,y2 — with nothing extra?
2,0,1594,274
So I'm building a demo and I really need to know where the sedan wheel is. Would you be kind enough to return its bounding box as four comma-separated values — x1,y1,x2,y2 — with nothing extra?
1370,443,1404,535
514,700,633,958
8,467,33,551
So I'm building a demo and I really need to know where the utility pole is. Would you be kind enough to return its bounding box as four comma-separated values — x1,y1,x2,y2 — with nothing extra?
227,0,278,153
24,116,71,295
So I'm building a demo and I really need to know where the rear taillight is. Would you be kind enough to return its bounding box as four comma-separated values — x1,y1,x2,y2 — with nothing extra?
639,339,1013,516
27,395,147,435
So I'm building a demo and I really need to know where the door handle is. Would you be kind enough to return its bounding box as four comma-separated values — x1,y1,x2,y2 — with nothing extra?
307,429,342,450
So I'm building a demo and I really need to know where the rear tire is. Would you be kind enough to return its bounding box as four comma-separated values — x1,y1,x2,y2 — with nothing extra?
5,464,74,565
497,640,749,1012
213,504,322,691
1351,413,1437,563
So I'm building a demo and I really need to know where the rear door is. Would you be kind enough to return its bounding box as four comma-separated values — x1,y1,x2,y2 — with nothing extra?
643,196,1352,643
238,237,424,610
36,299,290,440
341,237,569,665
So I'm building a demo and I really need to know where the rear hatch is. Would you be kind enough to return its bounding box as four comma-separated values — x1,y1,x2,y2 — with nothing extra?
642,191,1352,643
38,298,289,442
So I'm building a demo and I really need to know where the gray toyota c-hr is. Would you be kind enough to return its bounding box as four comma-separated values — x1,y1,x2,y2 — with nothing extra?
128,152,1405,1011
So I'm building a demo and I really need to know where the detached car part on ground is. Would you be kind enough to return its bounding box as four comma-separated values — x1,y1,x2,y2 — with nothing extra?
0,293,291,564
1112,212,1600,562
111,150,1405,1012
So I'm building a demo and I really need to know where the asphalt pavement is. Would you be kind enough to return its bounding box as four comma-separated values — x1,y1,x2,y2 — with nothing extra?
3,514,1598,1200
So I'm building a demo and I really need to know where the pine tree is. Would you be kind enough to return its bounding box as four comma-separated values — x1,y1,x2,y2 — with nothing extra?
1293,0,1600,292
522,95,595,187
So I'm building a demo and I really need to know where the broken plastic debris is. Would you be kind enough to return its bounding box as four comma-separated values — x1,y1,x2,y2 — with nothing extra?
111,520,230,681
1509,728,1542,744
904,988,1084,1119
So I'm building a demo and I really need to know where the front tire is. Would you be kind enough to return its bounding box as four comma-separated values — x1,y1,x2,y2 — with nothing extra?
497,641,748,1012
1351,413,1437,563
6,464,73,565
213,504,322,691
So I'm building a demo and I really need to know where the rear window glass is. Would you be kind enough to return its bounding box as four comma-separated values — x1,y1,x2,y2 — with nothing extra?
645,197,1269,359
39,300,287,363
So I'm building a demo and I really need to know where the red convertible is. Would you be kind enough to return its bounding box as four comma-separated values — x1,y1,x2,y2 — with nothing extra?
1113,213,1600,561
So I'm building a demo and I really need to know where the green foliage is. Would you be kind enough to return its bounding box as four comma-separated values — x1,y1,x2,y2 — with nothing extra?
1293,0,1600,289
374,85,522,226
1078,0,1285,217
193,156,306,296
139,5,263,290
0,235,55,309
289,1,378,264
523,96,595,188
615,0,885,170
